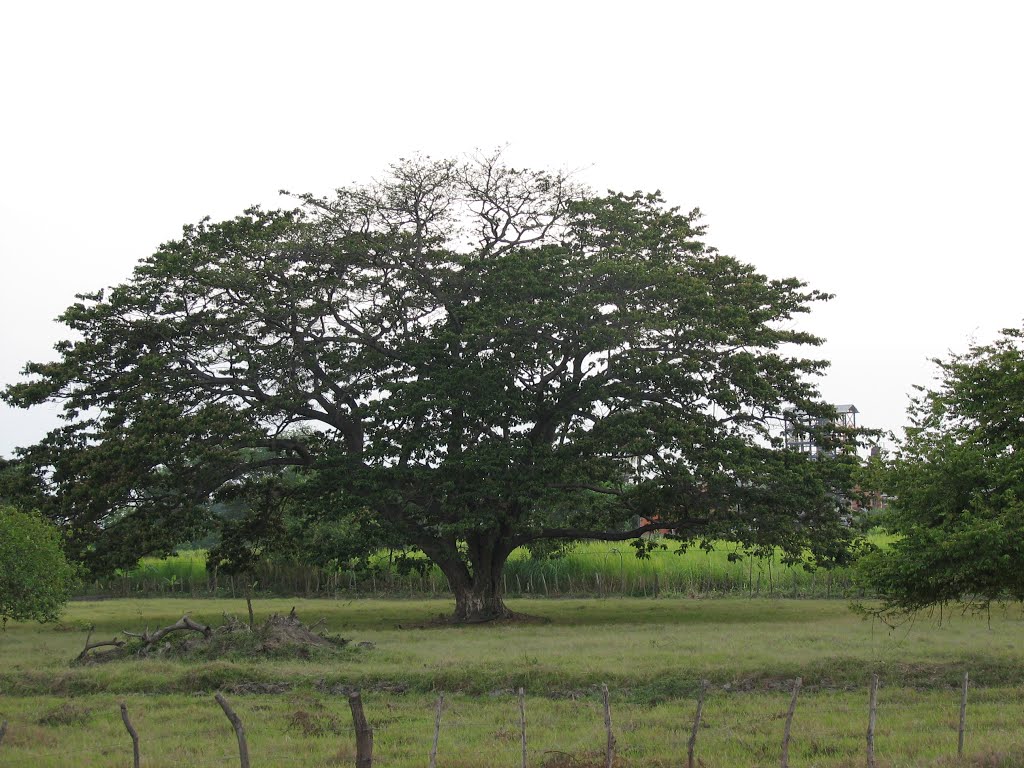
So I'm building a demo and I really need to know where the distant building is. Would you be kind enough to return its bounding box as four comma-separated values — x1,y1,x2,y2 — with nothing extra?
833,404,859,429
785,404,888,516
784,404,858,458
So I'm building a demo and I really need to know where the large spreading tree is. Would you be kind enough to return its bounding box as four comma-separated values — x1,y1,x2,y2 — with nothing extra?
4,155,858,621
856,327,1024,618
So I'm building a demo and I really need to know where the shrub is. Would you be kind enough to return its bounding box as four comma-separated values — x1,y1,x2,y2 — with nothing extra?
0,504,78,627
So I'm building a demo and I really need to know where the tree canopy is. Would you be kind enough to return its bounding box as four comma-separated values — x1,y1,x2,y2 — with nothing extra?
0,505,78,627
4,154,859,621
856,327,1024,618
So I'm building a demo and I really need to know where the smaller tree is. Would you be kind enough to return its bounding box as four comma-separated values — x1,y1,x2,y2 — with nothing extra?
856,327,1024,618
0,505,78,627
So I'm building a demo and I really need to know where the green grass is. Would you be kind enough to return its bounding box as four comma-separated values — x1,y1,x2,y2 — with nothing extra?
82,537,889,599
3,597,1022,766
4,597,1020,696
4,689,1024,767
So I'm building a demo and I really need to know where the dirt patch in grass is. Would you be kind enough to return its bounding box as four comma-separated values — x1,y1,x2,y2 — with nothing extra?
287,708,344,736
37,702,93,727
314,679,409,696
223,681,295,695
399,610,552,629
540,749,622,767
934,751,1024,768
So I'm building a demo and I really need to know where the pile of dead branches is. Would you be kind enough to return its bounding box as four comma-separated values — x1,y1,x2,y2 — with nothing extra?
74,608,348,665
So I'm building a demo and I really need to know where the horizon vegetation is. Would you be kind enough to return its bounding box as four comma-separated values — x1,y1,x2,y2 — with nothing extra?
78,534,894,600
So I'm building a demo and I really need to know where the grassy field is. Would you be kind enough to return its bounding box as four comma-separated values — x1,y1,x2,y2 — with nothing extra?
2,597,1024,766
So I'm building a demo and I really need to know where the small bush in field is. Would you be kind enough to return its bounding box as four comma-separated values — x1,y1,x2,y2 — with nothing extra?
0,504,78,627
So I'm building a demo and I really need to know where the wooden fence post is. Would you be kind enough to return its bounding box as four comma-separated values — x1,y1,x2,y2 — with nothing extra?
780,677,801,768
0,720,7,748
867,675,879,768
119,702,140,768
687,680,706,768
518,687,528,768
958,672,969,758
428,694,444,768
601,683,615,768
349,691,374,768
215,693,250,768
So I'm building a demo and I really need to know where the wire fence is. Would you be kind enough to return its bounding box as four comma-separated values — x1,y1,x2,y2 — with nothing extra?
2,673,1014,768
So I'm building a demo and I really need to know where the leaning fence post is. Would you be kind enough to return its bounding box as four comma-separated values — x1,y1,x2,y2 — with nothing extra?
349,690,374,768
687,680,707,768
428,693,444,768
215,692,251,768
601,683,615,768
780,677,801,768
866,675,879,768
120,702,140,768
958,671,969,758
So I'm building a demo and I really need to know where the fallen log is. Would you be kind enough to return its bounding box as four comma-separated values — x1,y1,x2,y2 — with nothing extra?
122,615,213,645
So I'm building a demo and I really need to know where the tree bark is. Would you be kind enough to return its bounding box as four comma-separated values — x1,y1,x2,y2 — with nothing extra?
426,531,515,622
452,577,512,622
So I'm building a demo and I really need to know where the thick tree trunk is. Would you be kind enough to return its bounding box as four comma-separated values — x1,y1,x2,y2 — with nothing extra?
425,531,514,623
452,576,512,623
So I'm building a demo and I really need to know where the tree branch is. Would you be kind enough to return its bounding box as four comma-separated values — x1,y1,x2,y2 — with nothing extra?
76,626,127,661
545,483,623,496
513,520,707,547
122,615,212,645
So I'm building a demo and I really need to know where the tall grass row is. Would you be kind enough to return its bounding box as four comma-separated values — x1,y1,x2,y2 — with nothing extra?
76,541,863,600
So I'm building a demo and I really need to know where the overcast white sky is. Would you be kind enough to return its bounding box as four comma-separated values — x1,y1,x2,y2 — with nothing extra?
2,1,1023,458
